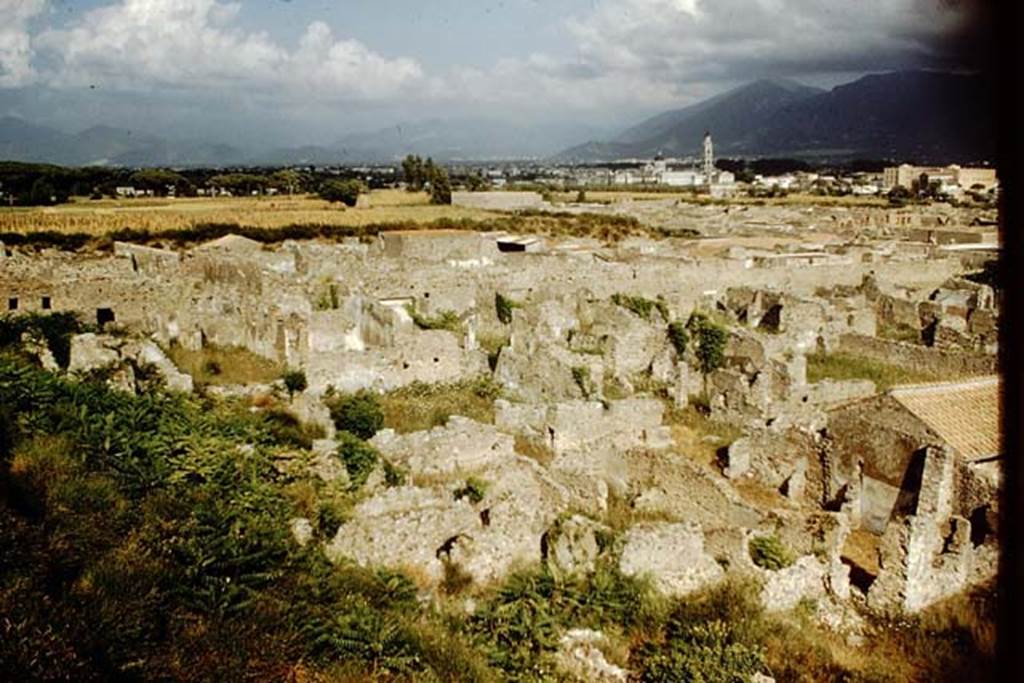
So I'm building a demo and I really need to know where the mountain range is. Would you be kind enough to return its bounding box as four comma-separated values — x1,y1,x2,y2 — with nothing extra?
0,70,994,167
555,70,994,164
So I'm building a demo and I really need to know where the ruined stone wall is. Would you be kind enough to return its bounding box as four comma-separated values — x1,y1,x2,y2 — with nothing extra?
826,395,939,532
837,334,997,375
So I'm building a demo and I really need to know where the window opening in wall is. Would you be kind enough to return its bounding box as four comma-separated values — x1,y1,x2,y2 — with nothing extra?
41,296,51,310
96,308,115,327
7,297,17,311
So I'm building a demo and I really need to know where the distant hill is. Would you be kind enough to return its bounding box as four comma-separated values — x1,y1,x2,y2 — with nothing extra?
0,117,247,167
554,71,994,164
0,115,611,166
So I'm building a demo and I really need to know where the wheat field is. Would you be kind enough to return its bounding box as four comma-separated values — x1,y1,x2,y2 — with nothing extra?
0,190,497,235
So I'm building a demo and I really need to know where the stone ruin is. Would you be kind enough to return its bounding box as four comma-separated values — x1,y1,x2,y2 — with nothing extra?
1,201,1002,669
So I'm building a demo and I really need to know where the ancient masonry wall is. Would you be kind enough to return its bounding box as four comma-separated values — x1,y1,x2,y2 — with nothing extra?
837,333,998,376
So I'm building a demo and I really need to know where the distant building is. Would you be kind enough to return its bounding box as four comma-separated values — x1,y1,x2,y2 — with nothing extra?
883,164,997,192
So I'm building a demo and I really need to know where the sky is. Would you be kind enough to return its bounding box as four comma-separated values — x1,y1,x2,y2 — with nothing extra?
0,0,986,148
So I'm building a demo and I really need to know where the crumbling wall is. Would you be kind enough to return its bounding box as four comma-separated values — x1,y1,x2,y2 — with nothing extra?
867,446,991,614
838,334,997,376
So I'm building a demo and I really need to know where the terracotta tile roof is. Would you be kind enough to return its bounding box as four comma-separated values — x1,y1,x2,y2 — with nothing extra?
889,376,1001,461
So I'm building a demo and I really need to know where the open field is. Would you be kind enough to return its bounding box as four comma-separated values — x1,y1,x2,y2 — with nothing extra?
0,188,895,237
0,189,497,235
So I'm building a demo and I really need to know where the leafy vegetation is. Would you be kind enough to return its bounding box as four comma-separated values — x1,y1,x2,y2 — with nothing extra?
667,319,689,358
0,311,90,368
611,293,670,322
495,292,520,325
405,304,463,332
281,368,308,398
319,178,366,207
748,535,796,570
324,389,385,439
0,345,998,680
336,431,380,491
453,477,489,504
688,312,729,376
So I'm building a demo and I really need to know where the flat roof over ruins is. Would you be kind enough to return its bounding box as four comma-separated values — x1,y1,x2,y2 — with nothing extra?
889,376,1001,461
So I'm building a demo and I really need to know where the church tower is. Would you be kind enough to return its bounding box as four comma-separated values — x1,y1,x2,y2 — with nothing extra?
703,130,714,184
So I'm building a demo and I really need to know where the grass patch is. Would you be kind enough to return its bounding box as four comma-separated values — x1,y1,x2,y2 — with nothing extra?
665,405,742,467
166,343,283,385
611,293,670,323
406,305,463,333
513,435,555,467
380,376,501,433
877,321,923,344
805,351,944,391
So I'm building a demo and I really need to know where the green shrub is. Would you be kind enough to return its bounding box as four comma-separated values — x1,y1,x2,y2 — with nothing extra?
406,304,463,333
454,477,489,504
325,389,384,439
336,431,380,491
641,619,767,683
260,408,322,449
383,460,407,487
667,320,689,358
495,293,520,325
319,178,365,207
281,368,307,398
749,535,795,570
611,293,670,322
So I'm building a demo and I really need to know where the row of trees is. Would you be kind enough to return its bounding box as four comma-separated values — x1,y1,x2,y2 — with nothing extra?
400,154,452,204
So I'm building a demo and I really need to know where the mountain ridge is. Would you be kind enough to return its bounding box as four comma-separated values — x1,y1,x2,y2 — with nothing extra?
553,70,993,164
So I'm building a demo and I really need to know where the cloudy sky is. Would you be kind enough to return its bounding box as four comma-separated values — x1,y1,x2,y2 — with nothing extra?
0,0,983,147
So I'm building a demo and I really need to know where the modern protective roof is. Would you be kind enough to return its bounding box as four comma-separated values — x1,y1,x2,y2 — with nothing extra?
889,376,1001,461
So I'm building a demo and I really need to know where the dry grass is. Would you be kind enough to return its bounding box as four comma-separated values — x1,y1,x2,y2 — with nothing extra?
512,434,555,467
379,376,501,434
0,190,495,236
165,343,283,385
666,404,742,468
842,528,881,575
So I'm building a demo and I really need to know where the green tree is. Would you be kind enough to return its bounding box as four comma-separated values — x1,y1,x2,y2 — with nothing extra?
319,178,365,207
429,165,453,205
28,177,58,206
270,169,303,195
208,173,268,196
129,169,192,197
687,313,728,377
466,171,487,191
401,154,425,191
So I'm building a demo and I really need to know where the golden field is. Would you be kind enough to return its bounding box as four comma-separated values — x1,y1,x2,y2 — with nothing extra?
0,189,497,236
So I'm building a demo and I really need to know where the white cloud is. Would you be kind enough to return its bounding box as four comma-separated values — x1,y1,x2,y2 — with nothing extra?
435,0,976,115
34,0,424,100
0,0,982,131
0,0,46,87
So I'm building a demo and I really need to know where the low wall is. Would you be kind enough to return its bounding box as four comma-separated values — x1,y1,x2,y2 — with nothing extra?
838,334,997,376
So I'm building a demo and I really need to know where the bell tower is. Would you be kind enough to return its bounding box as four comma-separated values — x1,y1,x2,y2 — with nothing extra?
703,130,714,184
